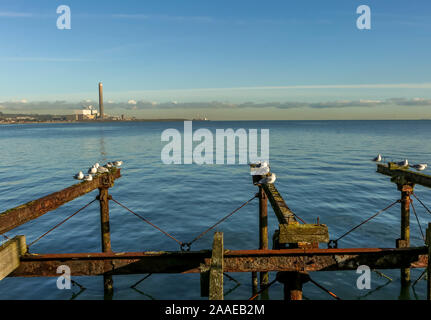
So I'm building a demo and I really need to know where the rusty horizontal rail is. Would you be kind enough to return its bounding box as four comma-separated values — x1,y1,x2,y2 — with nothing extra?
377,163,431,188
0,169,121,234
10,247,427,277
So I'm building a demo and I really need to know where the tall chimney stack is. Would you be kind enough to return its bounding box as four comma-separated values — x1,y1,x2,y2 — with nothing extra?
98,82,104,119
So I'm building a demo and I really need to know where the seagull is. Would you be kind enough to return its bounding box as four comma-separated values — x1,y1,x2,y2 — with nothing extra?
88,166,97,174
97,166,109,173
255,173,276,185
411,163,428,171
74,171,84,180
254,166,270,175
114,160,123,166
372,154,382,162
106,162,113,168
256,161,268,168
396,159,409,167
94,163,100,169
83,174,93,181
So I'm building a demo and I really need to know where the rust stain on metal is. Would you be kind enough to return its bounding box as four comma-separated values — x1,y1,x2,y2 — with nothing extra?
10,247,427,277
262,183,297,225
0,169,121,234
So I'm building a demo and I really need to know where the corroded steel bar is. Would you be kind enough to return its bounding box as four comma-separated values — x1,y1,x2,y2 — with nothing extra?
99,188,112,253
259,187,268,251
377,163,431,188
98,185,113,299
0,169,121,234
261,183,297,224
398,185,412,284
258,186,269,295
10,247,427,277
277,271,309,301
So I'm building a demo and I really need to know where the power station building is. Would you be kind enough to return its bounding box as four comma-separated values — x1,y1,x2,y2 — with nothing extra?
74,82,106,120
74,105,99,120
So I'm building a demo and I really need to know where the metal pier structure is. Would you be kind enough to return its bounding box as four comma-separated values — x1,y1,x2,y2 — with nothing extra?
1,163,431,300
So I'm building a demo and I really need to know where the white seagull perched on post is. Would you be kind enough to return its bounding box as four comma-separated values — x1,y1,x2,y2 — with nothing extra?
83,174,93,181
256,173,276,185
396,159,409,167
88,166,97,174
114,160,123,166
372,154,382,162
254,161,270,175
411,163,428,171
97,166,109,173
74,171,84,180
94,163,100,169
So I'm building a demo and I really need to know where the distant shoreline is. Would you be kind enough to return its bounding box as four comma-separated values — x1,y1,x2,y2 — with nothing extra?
0,119,430,125
0,119,191,125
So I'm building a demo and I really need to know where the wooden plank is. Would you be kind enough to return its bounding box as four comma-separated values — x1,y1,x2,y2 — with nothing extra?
10,247,427,277
0,169,121,234
99,188,112,253
0,235,26,281
279,224,329,244
209,232,224,300
377,163,431,188
262,183,297,224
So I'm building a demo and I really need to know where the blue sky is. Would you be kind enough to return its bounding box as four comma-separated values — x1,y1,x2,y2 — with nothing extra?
0,0,431,119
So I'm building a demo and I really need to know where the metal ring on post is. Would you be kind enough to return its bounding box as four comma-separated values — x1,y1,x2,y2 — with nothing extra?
180,242,191,252
328,240,338,249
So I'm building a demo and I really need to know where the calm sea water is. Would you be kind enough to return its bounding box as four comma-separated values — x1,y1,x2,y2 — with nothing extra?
1,120,431,300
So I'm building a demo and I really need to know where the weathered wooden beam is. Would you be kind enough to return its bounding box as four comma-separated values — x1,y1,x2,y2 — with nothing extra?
209,232,224,300
0,169,121,234
377,163,431,188
10,247,427,277
279,224,329,244
261,183,297,224
0,235,26,281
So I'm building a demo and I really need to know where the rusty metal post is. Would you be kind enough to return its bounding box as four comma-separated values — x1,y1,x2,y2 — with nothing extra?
258,186,269,299
397,184,413,284
251,272,258,296
277,272,308,301
98,186,113,299
427,223,431,300
99,187,112,252
284,274,302,301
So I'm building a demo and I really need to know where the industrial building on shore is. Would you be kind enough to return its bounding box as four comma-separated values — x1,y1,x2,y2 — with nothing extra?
74,82,107,120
